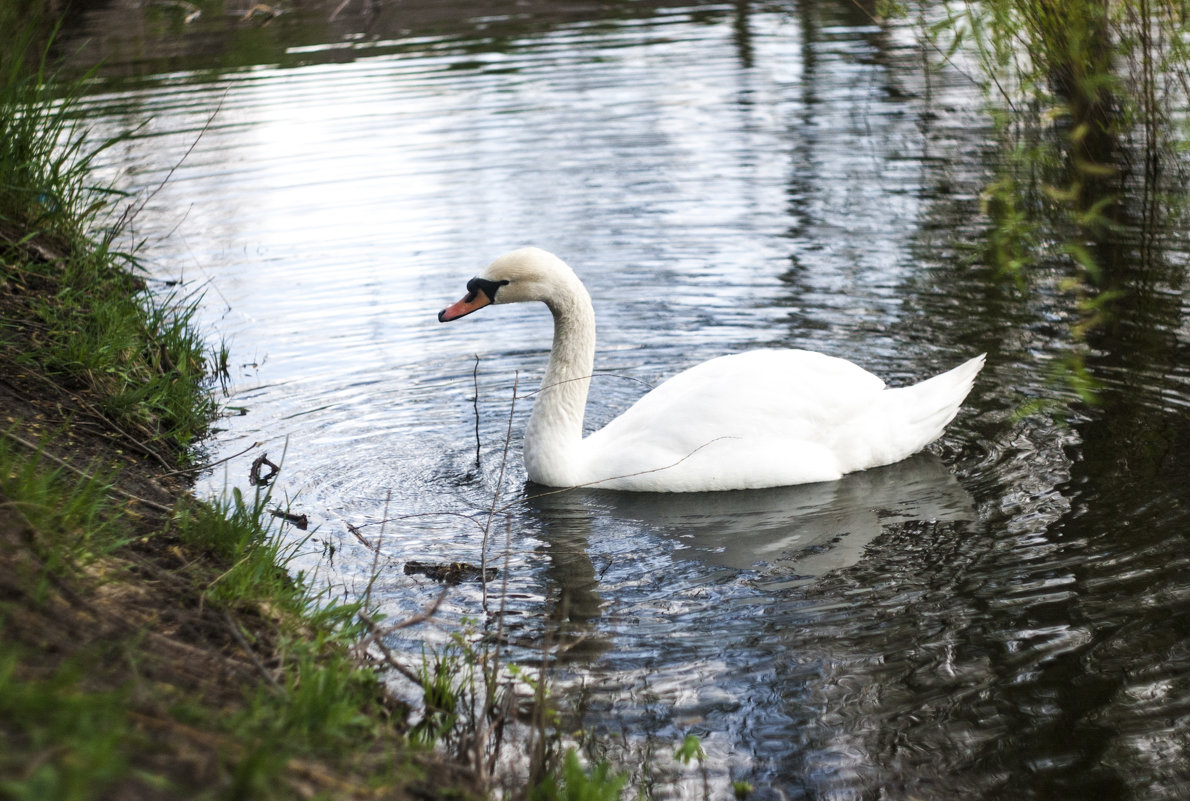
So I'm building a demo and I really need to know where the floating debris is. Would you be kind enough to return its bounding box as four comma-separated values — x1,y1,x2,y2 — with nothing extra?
250,453,279,486
270,509,307,530
404,560,497,584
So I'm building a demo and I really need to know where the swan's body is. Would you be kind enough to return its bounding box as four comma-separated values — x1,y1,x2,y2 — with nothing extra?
439,247,984,492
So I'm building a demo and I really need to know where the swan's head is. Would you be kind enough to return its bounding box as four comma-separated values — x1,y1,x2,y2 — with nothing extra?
438,247,581,322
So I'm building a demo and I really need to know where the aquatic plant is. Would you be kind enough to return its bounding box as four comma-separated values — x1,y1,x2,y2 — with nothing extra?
883,0,1190,406
529,750,627,801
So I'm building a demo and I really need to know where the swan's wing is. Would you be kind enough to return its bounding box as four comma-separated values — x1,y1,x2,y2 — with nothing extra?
593,349,885,442
580,350,886,489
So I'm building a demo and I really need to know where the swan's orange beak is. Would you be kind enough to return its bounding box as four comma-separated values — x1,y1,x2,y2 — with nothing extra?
438,276,509,322
438,290,490,322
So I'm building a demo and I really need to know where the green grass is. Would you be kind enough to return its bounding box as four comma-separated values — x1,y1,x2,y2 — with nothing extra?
0,434,126,571
0,17,432,800
29,260,216,444
175,492,411,795
529,751,627,801
0,21,116,241
0,649,140,801
0,15,647,801
0,429,142,799
0,429,430,799
0,14,217,461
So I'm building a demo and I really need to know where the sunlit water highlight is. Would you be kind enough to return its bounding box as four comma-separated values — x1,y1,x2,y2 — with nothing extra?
61,1,1190,797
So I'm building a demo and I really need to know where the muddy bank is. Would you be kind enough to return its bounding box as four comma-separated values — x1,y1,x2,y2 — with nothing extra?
0,227,480,799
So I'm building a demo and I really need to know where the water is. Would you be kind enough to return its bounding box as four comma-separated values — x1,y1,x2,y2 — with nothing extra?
58,1,1190,797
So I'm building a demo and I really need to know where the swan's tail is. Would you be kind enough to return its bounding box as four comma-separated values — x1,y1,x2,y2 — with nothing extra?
894,352,985,455
852,353,986,471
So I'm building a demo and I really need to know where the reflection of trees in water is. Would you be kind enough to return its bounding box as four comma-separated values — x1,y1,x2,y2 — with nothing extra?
46,0,1190,794
870,7,1190,788
897,0,1189,358
51,0,732,80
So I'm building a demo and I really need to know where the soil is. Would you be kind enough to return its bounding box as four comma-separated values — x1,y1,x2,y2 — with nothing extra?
0,232,475,799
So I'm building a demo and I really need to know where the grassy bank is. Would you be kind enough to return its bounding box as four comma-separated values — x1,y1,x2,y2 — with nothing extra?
0,22,480,801
0,14,646,800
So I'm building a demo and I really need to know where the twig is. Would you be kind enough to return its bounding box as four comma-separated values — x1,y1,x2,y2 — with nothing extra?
352,509,487,535
497,435,740,514
346,522,374,551
357,612,427,684
222,610,283,695
159,440,261,477
110,91,227,238
362,489,392,612
269,508,307,529
845,0,1016,112
363,587,447,633
482,514,515,776
361,435,741,538
493,369,655,403
480,371,518,611
249,452,279,485
472,354,482,469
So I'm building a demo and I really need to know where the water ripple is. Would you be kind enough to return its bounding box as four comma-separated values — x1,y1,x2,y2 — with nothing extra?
62,2,1190,798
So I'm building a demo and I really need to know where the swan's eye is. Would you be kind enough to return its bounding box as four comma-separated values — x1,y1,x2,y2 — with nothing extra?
466,277,511,303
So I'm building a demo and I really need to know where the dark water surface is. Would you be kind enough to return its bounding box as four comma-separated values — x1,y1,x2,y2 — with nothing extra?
60,1,1190,797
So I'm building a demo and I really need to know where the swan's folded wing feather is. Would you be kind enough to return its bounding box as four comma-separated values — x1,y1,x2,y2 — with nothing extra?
590,349,884,443
579,349,886,488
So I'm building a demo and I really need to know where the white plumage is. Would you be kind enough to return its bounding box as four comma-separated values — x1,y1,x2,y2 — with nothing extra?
439,247,984,492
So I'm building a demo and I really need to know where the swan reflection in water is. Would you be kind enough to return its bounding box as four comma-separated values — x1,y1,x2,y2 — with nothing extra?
519,452,975,655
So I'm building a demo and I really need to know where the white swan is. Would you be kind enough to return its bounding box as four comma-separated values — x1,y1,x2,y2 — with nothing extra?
439,247,984,493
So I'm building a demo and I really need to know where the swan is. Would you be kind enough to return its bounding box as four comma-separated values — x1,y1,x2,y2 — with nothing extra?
438,247,984,492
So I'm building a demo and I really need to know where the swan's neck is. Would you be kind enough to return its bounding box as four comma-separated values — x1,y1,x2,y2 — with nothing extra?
523,281,595,487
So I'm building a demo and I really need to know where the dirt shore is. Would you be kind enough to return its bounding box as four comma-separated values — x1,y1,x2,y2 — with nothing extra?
0,229,477,799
